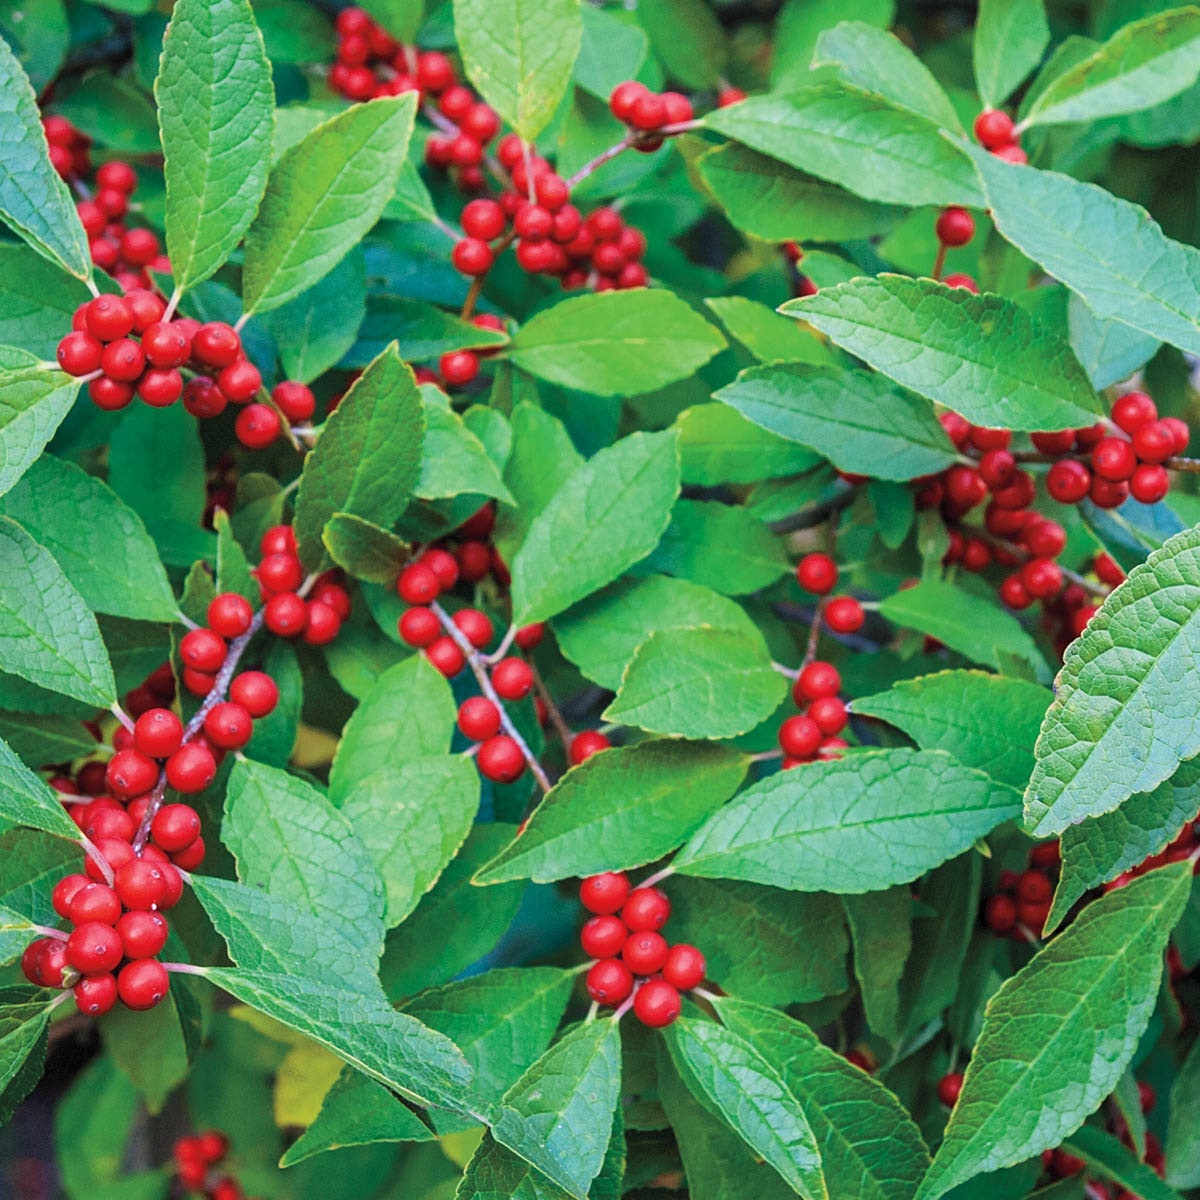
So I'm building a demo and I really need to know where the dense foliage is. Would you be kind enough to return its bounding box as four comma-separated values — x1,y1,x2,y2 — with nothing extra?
1,0,1200,1197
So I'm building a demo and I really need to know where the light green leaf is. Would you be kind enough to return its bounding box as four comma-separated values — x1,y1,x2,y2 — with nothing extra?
781,276,1102,432
605,626,787,740
576,8,648,99
323,513,409,584
509,290,726,397
697,143,902,243
917,865,1192,1200
771,0,894,90
878,580,1048,677
293,343,424,572
0,456,177,622
675,748,1021,893
842,887,911,1043
1166,1034,1200,1186
0,367,81,500
510,429,680,625
967,147,1200,358
213,509,256,603
1068,291,1161,390
416,399,513,504
716,363,957,482
665,1017,825,1199
0,244,90,358
359,0,424,41
243,94,416,314
1022,8,1200,128
491,1019,621,1200
972,0,1049,108
223,759,387,964
0,737,87,841
0,518,115,707
454,0,581,140
1062,1125,1185,1200
636,0,725,87
157,0,274,290
0,37,91,279
676,403,820,487
348,296,508,367
815,21,962,130
704,82,982,208
852,670,1050,790
1049,760,1200,932
329,655,456,801
704,297,834,367
716,998,930,1200
474,741,747,884
1024,525,1200,837
343,755,479,926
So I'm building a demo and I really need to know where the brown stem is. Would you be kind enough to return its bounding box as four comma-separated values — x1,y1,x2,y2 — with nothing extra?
529,660,573,756
459,229,517,321
931,243,947,282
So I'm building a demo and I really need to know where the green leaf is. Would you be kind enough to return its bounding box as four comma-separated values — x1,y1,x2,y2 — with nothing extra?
878,581,1048,677
0,366,82,500
202,967,477,1114
416,398,513,504
348,296,508,367
1068,292,1161,391
259,248,367,383
280,1066,434,1165
575,7,648,99
293,343,424,572
474,740,747,884
0,903,34,965
329,655,456,802
605,626,787,740
636,0,725,87
223,759,387,964
359,0,424,41
716,363,957,482
814,21,962,129
0,456,177,622
677,403,820,487
253,0,334,63
1024,525,1200,837
510,429,680,625
156,0,274,290
664,1017,824,1198
853,670,1050,790
213,509,255,603
1061,1125,1184,1200
55,75,160,153
0,990,53,1125
0,734,84,839
243,95,417,314
554,576,759,691
0,37,91,280
703,298,834,367
342,755,479,926
0,0,69,94
457,1134,580,1200
1022,8,1200,128
0,711,96,769
715,998,931,1200
676,748,1020,893
103,989,192,1114
704,82,982,208
771,0,895,89
667,877,850,1005
967,147,1200,358
0,244,90,358
1166,1034,1200,1187
1049,759,1200,932
917,865,1192,1200
697,143,902,243
491,1019,621,1199
842,887,911,1043
972,0,1049,108
0,831,79,921
509,291,726,397
781,276,1102,432
323,513,409,584
453,0,580,140
0,518,115,707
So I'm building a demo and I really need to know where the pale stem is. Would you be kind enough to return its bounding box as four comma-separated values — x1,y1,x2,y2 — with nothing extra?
109,702,135,733
79,833,114,886
161,961,208,976
640,864,675,889
162,286,183,322
565,137,634,190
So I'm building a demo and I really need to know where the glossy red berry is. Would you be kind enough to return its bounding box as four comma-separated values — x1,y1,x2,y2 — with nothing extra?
461,198,506,241
57,331,104,376
477,735,525,783
936,207,975,247
634,978,681,1027
264,592,308,637
425,635,466,677
229,671,279,717
397,562,441,605
622,929,668,976
113,858,172,910
137,368,183,408
491,657,534,700
1089,477,1129,509
974,108,1015,148
171,836,207,871
86,837,135,882
809,696,848,736
825,596,865,634
1162,416,1190,454
440,350,479,386
1112,391,1157,433
1016,870,1052,904
204,702,254,750
622,886,670,932
580,872,629,915
581,915,628,959
183,376,227,418
67,882,122,926
165,742,217,793
235,403,280,448
1046,459,1092,504
1092,436,1137,482
399,606,440,647
97,161,138,193
207,593,254,640
100,338,146,383
150,803,201,852
778,714,821,759
66,921,124,975
937,1072,965,1106
1131,420,1176,464
452,238,494,276
106,748,160,798
116,910,169,958
192,322,241,367
796,553,837,595
794,661,840,703
134,708,184,759
181,628,227,673
1023,519,1066,559
1021,557,1063,599
302,600,341,645
662,944,705,991
609,80,649,123
1031,429,1076,455
52,874,90,920
85,294,135,341
629,92,666,131
586,957,634,1004
118,958,170,1010
1130,463,1169,504
74,972,119,1016
453,608,494,649
458,696,501,741
272,381,315,422
217,361,262,405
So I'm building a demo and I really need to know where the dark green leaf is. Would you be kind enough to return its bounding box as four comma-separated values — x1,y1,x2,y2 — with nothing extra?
842,887,912,1043
1166,1034,1200,1187
323,513,409,584
636,0,725,87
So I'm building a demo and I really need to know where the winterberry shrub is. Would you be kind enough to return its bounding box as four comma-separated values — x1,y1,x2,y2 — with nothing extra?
1,1,1200,1198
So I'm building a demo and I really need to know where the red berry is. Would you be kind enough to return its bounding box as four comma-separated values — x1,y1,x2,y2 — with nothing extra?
580,872,629,915
1130,464,1169,504
66,921,124,975
264,592,308,637
74,972,118,1016
207,593,253,639
979,448,1016,487
399,606,440,647
183,376,227,418
629,92,666,131
1090,477,1128,509
67,882,122,926
936,207,975,247
85,294,135,341
458,696,501,741
569,731,610,767
662,944,706,991
151,804,201,852
302,600,341,645
106,748,159,798
1112,391,1157,434
477,735,525,783
165,742,217,793
453,608,494,649
1162,417,1190,455
809,695,848,736
229,671,278,717
1031,429,1076,455
491,657,533,700
425,636,466,677
945,465,988,508
219,361,263,405
182,668,217,697
634,978,681,1027
622,886,670,932
272,381,316,422
134,708,184,759
609,80,649,123
114,858,172,910
661,92,693,125
778,715,821,759
622,929,668,975
1016,870,1052,904
258,552,304,595
86,837,135,882
398,562,441,605
580,915,627,959
825,597,864,634
1022,519,1066,559
115,910,168,958
137,368,183,408
514,623,545,652
974,108,1015,148
461,199,506,242
100,338,146,383
1046,459,1091,504
452,237,494,277
192,322,241,367
796,552,837,595
1131,420,1176,464
204,702,254,750
181,628,227,673
943,273,980,292
57,331,103,376
311,580,352,619
96,161,138,193
586,957,633,1004
1138,1080,1156,1114
440,350,479,386
984,893,1017,933
937,1072,964,1106
118,958,170,1010
1020,557,1063,599
795,661,840,702
235,403,280,449
120,228,159,266
534,173,569,211
52,874,91,920
171,836,207,871
416,49,454,91
1092,436,1137,482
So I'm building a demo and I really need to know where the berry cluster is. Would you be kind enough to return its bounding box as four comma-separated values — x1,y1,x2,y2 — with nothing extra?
42,114,91,180
608,81,694,147
579,872,705,1028
777,657,848,766
173,1131,254,1200
795,552,866,636
982,841,1061,938
972,108,1026,165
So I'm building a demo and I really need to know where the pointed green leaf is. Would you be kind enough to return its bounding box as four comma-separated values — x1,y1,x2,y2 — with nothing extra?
1024,525,1200,837
972,0,1049,108
842,887,912,1043
0,993,54,1125
917,865,1192,1200
853,670,1050,790
1061,1125,1184,1200
453,0,581,140
675,749,1021,893
1068,292,1160,391
0,713,97,771
0,37,91,279
457,1133,577,1200
157,0,274,289
416,398,513,504
474,740,748,884
0,367,82,500
636,0,725,88
491,1019,621,1199
1166,1034,1200,1186
782,276,1102,432
509,290,726,397
323,513,409,584
0,903,34,965
967,147,1200,358
665,1017,825,1199
1023,8,1200,129
212,509,255,603
605,626,787,740
703,82,982,208
0,517,115,707
716,363,957,481
703,299,833,369
0,735,81,839
294,343,424,572
0,244,91,359
242,94,416,313
510,429,680,625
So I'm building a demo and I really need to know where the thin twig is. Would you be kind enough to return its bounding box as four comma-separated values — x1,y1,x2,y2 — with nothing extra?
565,137,633,189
